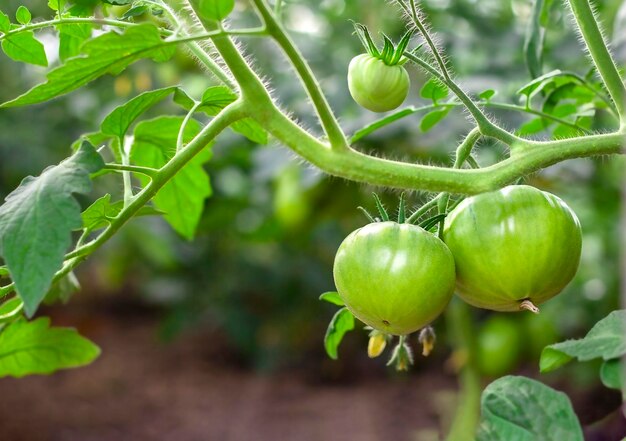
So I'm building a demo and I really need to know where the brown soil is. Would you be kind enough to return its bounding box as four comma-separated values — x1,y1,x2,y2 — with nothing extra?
0,309,451,441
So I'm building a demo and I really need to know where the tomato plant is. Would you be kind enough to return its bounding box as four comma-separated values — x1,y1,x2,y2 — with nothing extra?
443,185,582,312
0,0,624,439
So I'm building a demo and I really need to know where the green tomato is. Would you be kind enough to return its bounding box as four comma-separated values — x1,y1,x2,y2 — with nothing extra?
333,222,455,335
347,54,410,113
443,185,582,312
476,315,523,377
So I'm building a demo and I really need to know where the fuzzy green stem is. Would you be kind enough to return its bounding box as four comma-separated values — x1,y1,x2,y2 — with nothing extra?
259,102,623,194
568,0,626,123
65,102,245,261
402,53,521,144
251,0,349,150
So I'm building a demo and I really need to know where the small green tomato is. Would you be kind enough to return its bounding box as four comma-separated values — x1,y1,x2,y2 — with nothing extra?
348,54,410,113
333,222,455,335
443,185,582,312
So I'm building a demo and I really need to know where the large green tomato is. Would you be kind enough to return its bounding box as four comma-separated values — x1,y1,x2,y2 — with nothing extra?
476,315,523,377
443,185,582,312
333,222,455,335
347,54,410,113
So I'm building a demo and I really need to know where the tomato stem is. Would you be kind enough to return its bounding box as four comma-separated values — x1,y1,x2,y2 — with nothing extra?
520,299,540,314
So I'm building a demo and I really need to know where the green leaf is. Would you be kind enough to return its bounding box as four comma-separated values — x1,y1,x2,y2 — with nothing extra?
43,272,80,305
1,24,174,108
420,108,450,132
71,131,113,151
131,116,212,240
200,86,237,112
540,310,626,373
0,10,10,33
0,143,104,316
0,298,24,324
517,117,549,136
476,376,583,441
122,5,149,19
478,89,496,101
232,119,269,145
81,193,162,231
15,6,32,25
0,317,100,377
192,0,235,22
600,359,624,391
319,291,344,306
57,22,92,62
197,86,269,144
48,0,65,11
2,32,48,67
101,87,179,140
524,0,546,79
101,0,132,5
420,78,448,102
516,69,562,97
324,307,355,360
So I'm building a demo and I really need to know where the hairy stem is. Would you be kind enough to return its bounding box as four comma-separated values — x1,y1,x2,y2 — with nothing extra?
66,102,245,261
251,0,349,150
402,53,521,144
568,0,626,123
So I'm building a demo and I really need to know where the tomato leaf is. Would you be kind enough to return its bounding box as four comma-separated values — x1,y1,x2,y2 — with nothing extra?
516,69,562,97
476,376,583,441
0,298,24,324
0,10,10,32
478,89,496,101
57,21,92,62
192,0,235,22
517,117,549,136
15,6,32,25
324,307,355,360
43,272,80,306
600,359,624,391
131,116,212,240
319,291,344,306
540,310,626,373
1,32,48,67
101,87,179,140
420,78,448,103
0,143,103,317
420,108,450,132
1,24,174,108
81,193,162,231
523,0,547,78
0,317,100,378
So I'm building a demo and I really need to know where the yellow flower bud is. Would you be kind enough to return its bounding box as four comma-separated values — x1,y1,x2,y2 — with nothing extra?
368,333,387,358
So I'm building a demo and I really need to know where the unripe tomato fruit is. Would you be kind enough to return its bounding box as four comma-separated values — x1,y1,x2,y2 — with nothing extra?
348,54,410,113
333,222,455,335
476,315,523,377
443,185,582,312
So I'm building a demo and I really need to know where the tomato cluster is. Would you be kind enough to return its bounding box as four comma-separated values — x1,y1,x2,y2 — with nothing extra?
332,185,582,342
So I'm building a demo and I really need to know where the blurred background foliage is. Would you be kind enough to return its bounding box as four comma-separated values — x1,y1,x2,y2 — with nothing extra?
0,0,624,384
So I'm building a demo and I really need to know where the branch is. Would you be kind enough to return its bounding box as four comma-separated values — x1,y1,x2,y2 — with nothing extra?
250,0,349,150
402,52,520,145
568,0,626,123
65,101,245,261
258,103,624,194
350,100,592,144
